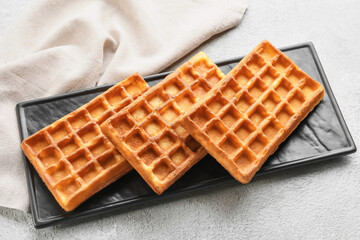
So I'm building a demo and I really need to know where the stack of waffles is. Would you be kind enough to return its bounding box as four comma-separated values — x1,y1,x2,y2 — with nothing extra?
21,40,324,211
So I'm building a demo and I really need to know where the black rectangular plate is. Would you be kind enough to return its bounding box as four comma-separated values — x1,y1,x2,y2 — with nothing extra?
17,42,356,228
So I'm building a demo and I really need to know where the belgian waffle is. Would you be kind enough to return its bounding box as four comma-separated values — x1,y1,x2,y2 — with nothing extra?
21,74,149,211
101,52,225,194
180,40,325,183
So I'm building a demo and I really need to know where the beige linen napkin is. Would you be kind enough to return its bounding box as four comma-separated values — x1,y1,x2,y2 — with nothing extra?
0,0,247,212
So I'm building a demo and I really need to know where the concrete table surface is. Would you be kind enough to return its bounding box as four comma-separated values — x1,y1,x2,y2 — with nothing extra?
0,0,359,239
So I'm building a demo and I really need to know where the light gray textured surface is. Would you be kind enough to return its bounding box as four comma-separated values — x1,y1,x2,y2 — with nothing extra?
0,0,359,239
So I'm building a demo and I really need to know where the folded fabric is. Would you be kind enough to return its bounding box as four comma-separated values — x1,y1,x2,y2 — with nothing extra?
0,0,247,212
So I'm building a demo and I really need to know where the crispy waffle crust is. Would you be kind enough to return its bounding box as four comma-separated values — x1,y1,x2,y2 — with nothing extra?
101,52,225,194
180,40,325,184
21,74,149,211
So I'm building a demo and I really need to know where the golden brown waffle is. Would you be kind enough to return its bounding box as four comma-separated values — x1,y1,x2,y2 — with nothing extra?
21,74,149,211
101,52,225,194
180,40,325,183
